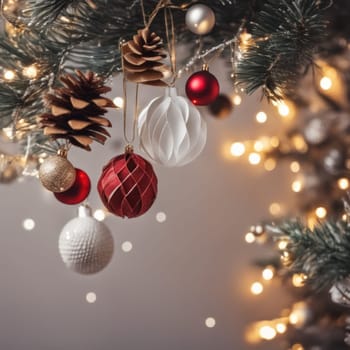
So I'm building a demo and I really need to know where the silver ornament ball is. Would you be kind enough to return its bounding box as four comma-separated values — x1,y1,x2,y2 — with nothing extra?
39,154,76,192
330,278,350,307
304,118,329,145
185,4,215,35
323,148,345,174
58,205,114,274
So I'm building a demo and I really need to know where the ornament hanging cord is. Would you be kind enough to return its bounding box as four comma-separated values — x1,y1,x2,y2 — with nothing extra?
164,6,177,85
120,42,140,145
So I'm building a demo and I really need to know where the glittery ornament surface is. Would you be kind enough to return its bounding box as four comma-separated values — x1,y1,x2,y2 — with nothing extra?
39,155,76,192
98,151,158,218
58,206,114,274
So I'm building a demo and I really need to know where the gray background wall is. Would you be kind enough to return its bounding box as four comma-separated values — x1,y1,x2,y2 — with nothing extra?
0,63,296,350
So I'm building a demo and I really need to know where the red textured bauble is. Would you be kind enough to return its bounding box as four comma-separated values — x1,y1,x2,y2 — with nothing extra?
97,151,158,218
185,70,220,106
54,168,91,205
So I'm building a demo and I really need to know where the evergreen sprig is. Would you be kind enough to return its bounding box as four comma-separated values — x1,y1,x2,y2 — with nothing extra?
267,218,350,291
236,0,328,100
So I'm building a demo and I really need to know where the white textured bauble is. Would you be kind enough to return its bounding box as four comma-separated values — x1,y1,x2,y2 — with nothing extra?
185,4,215,35
330,278,350,307
138,87,207,167
59,206,114,274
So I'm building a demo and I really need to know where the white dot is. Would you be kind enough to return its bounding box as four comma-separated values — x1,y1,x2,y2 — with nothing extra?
121,241,133,253
23,218,35,231
256,111,267,123
86,292,97,304
230,142,245,157
320,76,332,90
94,209,106,221
205,317,216,328
113,97,124,108
4,70,15,80
156,212,167,223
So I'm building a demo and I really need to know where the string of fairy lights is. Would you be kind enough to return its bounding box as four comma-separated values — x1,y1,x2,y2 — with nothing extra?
227,60,350,223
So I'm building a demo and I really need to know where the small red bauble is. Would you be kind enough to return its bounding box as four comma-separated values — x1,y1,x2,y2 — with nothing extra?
54,168,91,205
97,150,158,218
185,68,220,106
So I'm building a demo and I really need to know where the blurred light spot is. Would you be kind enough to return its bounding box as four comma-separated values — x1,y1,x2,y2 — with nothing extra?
156,212,167,223
276,323,287,334
248,153,261,165
23,65,38,79
290,161,300,173
230,142,245,157
270,137,280,148
23,218,35,231
232,95,242,105
338,178,350,190
86,292,97,303
264,158,276,171
122,241,133,253
4,70,15,80
113,97,124,108
94,209,106,221
292,273,307,288
262,267,274,281
256,111,267,124
277,102,290,117
315,207,327,219
278,240,288,250
320,76,332,90
205,317,216,328
254,141,264,152
292,180,302,193
259,325,276,340
269,202,281,216
251,282,264,295
245,232,256,244
291,344,304,350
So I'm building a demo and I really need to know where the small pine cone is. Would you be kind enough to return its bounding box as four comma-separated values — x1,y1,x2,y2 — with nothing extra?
38,70,115,151
123,28,170,86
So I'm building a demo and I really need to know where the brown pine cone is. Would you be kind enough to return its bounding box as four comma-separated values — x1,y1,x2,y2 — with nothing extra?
123,28,170,86
38,70,115,151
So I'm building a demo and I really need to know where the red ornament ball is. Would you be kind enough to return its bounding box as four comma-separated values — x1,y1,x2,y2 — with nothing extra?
185,70,220,106
97,151,158,218
54,168,91,205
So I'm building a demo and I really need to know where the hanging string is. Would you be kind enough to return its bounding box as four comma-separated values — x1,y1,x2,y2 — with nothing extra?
140,0,147,27
164,6,177,85
120,42,140,145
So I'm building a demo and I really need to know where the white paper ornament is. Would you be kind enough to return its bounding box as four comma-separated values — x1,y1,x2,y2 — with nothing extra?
138,87,207,167
330,278,350,307
58,205,114,274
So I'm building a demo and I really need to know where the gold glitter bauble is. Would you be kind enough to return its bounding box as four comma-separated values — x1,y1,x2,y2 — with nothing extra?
39,155,76,192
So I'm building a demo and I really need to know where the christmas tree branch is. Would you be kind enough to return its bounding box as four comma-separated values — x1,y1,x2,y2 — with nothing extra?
236,0,328,100
266,215,350,291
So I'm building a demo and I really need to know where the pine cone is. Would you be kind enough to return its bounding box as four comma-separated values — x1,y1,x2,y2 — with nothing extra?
123,28,169,86
38,70,114,151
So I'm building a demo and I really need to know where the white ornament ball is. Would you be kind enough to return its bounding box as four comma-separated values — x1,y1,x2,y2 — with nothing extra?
185,4,215,35
138,87,207,167
59,205,114,274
